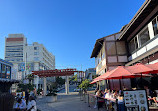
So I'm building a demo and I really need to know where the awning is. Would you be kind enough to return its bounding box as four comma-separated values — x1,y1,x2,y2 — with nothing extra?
0,78,19,83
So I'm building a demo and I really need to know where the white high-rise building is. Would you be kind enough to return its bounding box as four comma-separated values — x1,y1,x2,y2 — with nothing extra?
5,34,55,89
5,34,27,62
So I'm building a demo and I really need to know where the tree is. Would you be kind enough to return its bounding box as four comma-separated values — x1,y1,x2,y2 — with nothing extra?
69,74,78,84
17,83,35,92
79,79,92,91
56,76,65,87
26,74,34,85
71,74,78,82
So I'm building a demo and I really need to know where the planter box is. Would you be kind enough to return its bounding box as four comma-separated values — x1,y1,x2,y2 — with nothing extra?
46,96,57,102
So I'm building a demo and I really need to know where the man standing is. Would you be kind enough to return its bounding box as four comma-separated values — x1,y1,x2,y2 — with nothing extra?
25,89,29,104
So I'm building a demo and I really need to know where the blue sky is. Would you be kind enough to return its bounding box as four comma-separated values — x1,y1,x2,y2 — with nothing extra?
0,0,145,71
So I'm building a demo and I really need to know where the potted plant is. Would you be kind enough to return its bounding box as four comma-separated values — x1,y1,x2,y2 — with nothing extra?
46,89,57,102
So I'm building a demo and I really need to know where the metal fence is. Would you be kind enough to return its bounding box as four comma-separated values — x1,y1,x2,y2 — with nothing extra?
0,93,15,111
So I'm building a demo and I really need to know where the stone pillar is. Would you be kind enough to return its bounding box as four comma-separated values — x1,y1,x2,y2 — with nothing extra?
43,77,47,96
65,76,69,94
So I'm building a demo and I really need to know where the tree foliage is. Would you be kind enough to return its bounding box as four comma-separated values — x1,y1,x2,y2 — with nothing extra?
79,79,92,91
71,74,78,82
56,76,65,86
17,83,35,92
26,74,34,84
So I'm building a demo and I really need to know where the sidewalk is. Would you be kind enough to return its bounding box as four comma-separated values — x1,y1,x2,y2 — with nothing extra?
36,92,103,111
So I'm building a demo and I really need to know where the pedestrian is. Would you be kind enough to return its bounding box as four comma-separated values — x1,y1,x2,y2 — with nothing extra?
25,89,29,104
117,91,125,111
30,88,36,100
96,90,104,110
150,88,158,107
27,96,37,111
14,98,27,111
94,88,99,109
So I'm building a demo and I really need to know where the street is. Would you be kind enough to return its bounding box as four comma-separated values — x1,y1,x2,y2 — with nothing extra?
57,85,77,93
36,85,100,111
36,92,98,111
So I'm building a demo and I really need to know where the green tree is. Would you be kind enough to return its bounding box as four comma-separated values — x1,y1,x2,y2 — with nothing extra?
79,79,92,91
56,77,65,87
71,74,78,82
26,74,34,85
17,83,35,92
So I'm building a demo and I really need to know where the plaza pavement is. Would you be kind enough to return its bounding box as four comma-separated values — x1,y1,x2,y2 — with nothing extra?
36,92,104,111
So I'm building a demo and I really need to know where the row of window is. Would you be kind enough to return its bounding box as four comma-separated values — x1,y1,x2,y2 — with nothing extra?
6,47,23,51
95,46,105,66
0,63,11,79
128,15,158,53
129,28,150,53
6,58,23,62
6,52,23,56
95,40,126,66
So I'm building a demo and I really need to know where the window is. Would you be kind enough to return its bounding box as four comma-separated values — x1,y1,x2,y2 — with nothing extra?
152,16,158,36
34,57,39,61
128,37,138,53
2,64,6,78
139,28,150,46
106,42,116,55
116,41,126,55
6,66,11,79
101,46,105,59
34,47,39,50
34,52,39,55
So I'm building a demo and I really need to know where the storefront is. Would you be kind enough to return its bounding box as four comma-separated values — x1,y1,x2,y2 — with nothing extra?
0,58,18,111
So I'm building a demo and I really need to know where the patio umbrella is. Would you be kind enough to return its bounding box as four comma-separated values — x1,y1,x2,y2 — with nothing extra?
145,62,158,74
125,63,153,74
90,74,104,84
90,71,111,84
101,66,151,89
103,66,148,79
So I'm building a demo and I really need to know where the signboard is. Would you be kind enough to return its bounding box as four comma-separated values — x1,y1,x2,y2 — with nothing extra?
124,90,149,111
18,63,34,72
18,63,25,71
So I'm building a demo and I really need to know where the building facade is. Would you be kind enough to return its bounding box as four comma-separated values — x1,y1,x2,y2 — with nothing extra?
91,32,130,90
91,0,158,90
0,58,14,93
5,34,55,89
119,0,158,66
5,34,27,62
85,68,96,81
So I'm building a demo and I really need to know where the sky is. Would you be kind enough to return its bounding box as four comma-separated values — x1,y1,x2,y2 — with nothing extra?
0,0,145,71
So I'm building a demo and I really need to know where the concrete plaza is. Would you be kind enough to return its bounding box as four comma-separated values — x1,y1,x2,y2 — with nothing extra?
36,92,101,111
